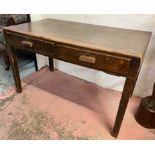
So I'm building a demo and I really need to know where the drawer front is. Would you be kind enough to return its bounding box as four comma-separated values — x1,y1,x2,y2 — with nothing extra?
6,32,54,56
55,45,131,76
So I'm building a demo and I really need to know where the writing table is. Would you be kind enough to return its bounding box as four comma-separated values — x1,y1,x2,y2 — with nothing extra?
4,19,151,138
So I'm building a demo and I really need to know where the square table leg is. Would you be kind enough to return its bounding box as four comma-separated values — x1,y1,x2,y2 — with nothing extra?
111,77,137,138
34,54,38,71
49,57,54,71
8,46,22,93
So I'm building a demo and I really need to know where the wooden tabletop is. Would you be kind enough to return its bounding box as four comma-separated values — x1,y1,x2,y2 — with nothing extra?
4,18,152,59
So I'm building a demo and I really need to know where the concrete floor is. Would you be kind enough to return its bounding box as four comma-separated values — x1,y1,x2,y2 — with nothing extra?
0,67,155,140
0,51,35,93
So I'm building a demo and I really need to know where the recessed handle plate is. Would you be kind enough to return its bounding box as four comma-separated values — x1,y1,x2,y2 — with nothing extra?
79,55,96,64
21,40,33,48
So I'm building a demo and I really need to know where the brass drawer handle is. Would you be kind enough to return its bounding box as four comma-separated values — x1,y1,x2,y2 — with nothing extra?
79,55,96,64
21,40,33,47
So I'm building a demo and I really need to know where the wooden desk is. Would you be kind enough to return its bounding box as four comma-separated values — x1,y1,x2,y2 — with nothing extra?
4,18,151,138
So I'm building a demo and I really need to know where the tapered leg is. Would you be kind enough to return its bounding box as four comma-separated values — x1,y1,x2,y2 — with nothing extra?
49,57,54,71
8,46,22,93
34,54,38,71
111,77,136,138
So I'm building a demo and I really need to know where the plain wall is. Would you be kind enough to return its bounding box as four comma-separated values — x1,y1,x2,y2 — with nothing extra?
31,14,155,97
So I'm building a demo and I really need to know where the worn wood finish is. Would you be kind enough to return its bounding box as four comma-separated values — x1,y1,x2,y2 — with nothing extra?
55,45,131,76
34,54,38,71
4,18,151,138
7,46,22,93
6,32,55,57
4,18,151,58
49,57,54,71
111,78,136,137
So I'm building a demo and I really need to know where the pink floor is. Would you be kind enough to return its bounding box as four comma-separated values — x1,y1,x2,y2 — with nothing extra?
0,67,155,140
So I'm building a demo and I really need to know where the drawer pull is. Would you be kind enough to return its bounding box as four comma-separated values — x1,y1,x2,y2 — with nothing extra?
21,41,33,47
79,55,96,64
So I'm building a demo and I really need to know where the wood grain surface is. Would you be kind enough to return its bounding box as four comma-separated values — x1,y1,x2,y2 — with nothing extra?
4,18,152,59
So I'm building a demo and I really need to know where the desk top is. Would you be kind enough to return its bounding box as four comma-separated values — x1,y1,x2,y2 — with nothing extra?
4,18,152,59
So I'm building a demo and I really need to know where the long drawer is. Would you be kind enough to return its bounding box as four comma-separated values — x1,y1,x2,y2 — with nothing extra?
5,32,54,56
55,45,131,76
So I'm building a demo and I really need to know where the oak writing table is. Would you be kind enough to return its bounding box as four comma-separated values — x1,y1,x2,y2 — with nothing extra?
4,19,151,138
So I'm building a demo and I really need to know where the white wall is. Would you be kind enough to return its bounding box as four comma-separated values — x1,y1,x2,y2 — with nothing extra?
31,14,155,97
